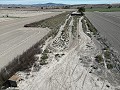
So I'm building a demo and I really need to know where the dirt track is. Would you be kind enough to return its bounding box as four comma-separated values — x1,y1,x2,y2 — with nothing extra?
18,17,116,90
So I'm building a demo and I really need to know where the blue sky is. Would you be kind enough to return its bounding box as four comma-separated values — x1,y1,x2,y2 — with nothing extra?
0,0,120,4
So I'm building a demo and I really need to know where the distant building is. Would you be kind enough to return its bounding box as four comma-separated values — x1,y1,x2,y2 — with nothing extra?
2,74,22,89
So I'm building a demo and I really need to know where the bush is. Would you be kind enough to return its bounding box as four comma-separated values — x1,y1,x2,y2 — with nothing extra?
77,7,85,12
104,50,111,59
41,53,48,60
95,55,103,63
40,53,48,65
43,49,49,53
107,63,113,69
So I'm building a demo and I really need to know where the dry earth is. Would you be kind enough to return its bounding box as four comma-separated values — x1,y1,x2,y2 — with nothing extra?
16,16,118,90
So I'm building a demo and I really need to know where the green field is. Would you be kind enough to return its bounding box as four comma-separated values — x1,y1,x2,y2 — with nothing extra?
86,8,120,12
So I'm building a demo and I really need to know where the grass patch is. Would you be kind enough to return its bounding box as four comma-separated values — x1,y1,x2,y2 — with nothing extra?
86,8,120,12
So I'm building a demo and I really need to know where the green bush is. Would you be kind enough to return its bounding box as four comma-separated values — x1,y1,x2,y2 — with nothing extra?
77,7,85,12
41,53,48,60
43,49,49,53
104,50,111,59
107,63,113,69
40,53,48,65
95,55,103,63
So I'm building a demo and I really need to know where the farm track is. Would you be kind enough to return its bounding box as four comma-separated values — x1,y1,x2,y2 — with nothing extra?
0,12,62,69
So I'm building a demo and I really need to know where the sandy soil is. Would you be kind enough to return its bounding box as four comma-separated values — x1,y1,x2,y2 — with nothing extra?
16,17,117,90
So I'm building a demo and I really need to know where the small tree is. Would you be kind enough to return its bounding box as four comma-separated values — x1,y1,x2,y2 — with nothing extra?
77,7,85,15
78,7,85,12
90,7,93,9
108,5,112,9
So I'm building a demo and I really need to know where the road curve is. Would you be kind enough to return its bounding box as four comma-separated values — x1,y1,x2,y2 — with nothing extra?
0,12,62,69
85,12,120,54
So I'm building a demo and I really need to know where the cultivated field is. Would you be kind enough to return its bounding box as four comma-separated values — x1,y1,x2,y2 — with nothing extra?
0,10,62,69
0,10,51,17
86,8,120,12
85,12,120,54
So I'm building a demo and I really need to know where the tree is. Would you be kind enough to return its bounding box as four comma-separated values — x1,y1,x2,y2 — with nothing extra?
108,5,112,9
77,7,85,15
90,7,93,9
63,6,70,9
77,7,85,12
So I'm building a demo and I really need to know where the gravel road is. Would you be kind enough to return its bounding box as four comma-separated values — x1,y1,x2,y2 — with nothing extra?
0,12,62,69
85,12,120,54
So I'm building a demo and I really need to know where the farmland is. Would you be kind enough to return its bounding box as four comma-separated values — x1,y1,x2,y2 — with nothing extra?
86,8,120,12
85,12,120,54
0,7,120,90
0,10,62,69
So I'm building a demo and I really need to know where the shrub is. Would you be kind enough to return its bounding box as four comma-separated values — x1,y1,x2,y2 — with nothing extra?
107,63,113,69
43,49,49,53
104,50,111,59
41,53,48,60
77,7,85,12
95,55,103,63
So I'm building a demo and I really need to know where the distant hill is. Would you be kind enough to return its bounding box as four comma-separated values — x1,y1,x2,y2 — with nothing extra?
33,3,67,7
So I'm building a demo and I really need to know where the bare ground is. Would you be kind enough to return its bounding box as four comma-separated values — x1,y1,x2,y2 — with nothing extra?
17,16,117,90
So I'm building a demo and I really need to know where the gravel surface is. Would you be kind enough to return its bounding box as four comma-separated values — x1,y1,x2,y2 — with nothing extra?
85,12,120,54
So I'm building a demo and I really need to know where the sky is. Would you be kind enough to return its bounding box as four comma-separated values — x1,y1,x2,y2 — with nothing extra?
0,0,120,5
